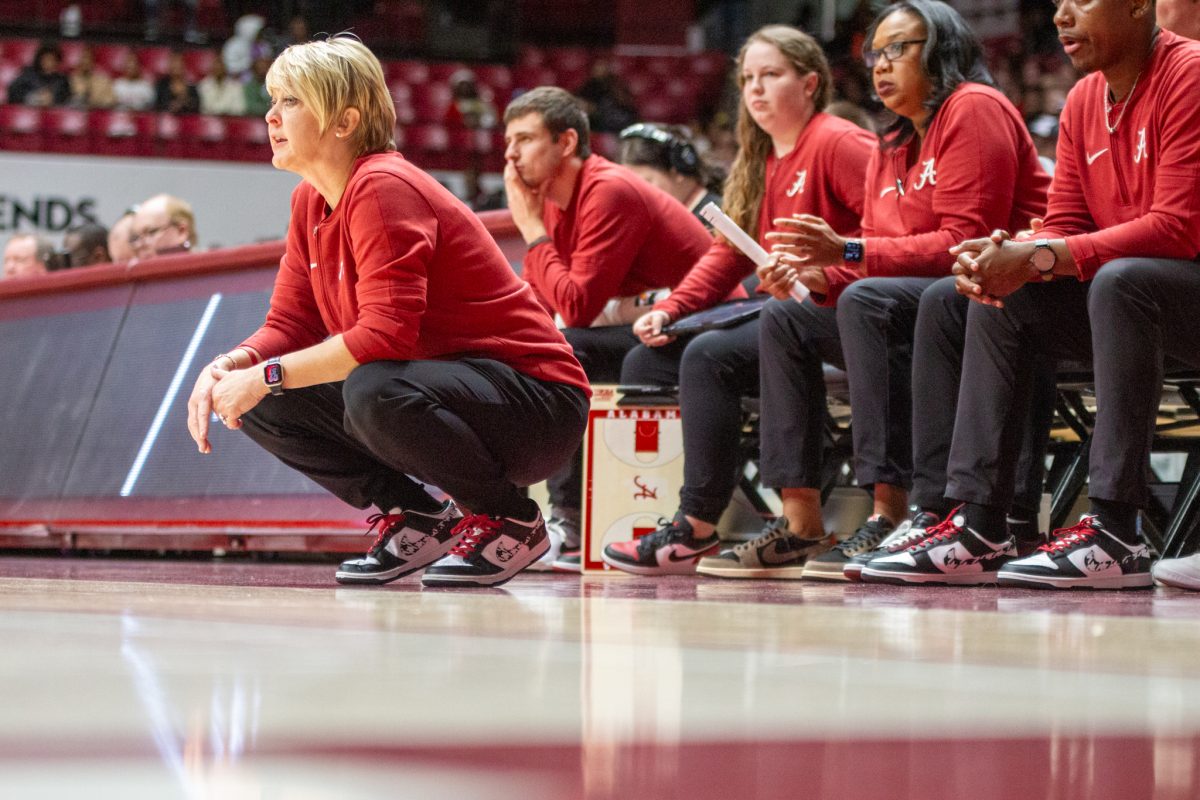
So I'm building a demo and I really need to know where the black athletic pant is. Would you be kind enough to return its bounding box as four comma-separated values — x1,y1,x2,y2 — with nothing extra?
620,317,760,524
946,259,1200,510
757,298,846,493
545,326,639,511
240,358,588,519
911,277,1056,514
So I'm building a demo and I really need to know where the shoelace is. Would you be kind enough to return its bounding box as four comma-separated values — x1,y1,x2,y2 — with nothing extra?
732,518,788,555
363,512,406,554
835,518,889,554
448,514,503,558
1039,515,1099,554
636,517,690,556
905,505,965,550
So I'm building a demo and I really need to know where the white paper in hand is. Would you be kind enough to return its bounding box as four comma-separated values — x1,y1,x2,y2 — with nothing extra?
698,202,809,302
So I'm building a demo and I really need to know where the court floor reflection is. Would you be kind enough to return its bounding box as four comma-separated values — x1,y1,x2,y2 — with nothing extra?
0,557,1198,799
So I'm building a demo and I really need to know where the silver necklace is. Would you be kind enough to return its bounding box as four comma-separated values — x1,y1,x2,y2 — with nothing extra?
1104,72,1142,134
1104,30,1159,135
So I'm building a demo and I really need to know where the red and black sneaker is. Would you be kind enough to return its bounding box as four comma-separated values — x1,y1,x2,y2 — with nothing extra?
601,512,720,576
998,515,1152,589
421,512,550,588
335,501,463,585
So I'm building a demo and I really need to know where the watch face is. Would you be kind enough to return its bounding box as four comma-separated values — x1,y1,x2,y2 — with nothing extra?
1032,247,1055,271
265,362,283,384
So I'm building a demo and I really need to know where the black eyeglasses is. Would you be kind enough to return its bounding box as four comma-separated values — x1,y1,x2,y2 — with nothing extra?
864,39,926,68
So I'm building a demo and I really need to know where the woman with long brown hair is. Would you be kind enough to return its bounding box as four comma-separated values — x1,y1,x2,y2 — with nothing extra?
601,25,875,577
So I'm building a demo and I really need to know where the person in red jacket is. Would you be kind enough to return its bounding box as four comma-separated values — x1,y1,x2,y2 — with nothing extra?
599,25,875,577
750,0,1051,582
931,1,1200,589
503,86,713,569
185,36,590,588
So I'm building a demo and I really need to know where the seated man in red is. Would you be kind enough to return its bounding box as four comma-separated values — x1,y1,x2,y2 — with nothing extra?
879,0,1200,589
502,86,713,569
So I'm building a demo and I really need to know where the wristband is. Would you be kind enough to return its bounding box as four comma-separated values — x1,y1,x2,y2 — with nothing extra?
527,235,551,250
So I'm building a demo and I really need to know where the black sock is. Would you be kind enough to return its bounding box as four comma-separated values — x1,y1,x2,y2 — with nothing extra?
961,502,1007,542
1089,498,1139,542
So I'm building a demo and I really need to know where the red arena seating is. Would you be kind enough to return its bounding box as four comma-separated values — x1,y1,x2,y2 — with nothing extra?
42,107,91,154
409,81,454,122
0,104,43,151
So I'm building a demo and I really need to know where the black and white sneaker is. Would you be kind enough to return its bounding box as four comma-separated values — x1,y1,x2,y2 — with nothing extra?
335,501,463,585
421,512,550,588
602,512,720,576
843,510,941,582
860,507,1015,585
802,514,895,581
997,515,1152,590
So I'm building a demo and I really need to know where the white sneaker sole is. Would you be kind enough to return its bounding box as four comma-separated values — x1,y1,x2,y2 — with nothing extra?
997,570,1153,590
334,532,462,585
800,560,852,581
695,563,807,579
420,537,551,588
859,566,999,585
1153,567,1200,591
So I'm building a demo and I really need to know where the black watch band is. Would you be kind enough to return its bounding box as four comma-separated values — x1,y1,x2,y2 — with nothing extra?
527,235,551,250
264,357,284,396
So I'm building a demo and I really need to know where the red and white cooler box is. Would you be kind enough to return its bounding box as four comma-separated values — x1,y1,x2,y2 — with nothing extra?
580,385,684,572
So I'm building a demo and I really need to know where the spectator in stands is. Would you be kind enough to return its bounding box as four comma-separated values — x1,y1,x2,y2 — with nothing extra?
242,55,272,117
758,0,1051,585
2,233,55,279
68,46,115,109
447,69,497,130
108,209,137,263
939,0,1200,590
198,54,246,115
575,59,639,133
188,37,588,589
145,0,202,44
502,86,713,570
600,25,875,578
155,51,200,114
7,41,70,107
222,14,269,78
131,194,197,258
616,122,725,227
59,223,111,269
112,50,156,111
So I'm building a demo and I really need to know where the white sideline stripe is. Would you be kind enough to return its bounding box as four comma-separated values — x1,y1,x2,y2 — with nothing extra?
120,293,223,497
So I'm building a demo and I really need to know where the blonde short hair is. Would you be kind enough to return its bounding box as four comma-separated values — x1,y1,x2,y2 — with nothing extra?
266,35,396,156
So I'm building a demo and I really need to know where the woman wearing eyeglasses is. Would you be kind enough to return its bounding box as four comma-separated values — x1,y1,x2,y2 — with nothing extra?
753,0,1051,581
600,25,876,577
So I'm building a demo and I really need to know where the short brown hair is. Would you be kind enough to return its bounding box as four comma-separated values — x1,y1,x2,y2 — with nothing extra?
503,86,591,158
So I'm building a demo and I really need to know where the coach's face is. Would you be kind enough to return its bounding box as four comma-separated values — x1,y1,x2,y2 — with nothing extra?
870,10,933,128
504,112,570,189
1054,0,1152,73
3,238,45,279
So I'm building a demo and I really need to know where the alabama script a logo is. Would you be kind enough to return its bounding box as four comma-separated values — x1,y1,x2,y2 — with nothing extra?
913,158,937,191
786,170,808,197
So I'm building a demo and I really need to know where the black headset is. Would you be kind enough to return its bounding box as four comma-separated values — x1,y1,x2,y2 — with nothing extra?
619,122,700,176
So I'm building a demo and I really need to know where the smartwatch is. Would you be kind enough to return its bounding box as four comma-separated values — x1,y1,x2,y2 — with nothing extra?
843,239,864,263
264,357,284,395
1030,239,1056,281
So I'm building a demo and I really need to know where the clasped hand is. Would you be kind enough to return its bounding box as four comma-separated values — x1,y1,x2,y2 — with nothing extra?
186,363,268,453
950,230,1038,308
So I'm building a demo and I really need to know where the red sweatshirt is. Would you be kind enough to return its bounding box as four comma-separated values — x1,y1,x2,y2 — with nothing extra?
240,152,589,394
821,83,1050,304
655,111,874,320
523,154,713,327
1037,30,1200,279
